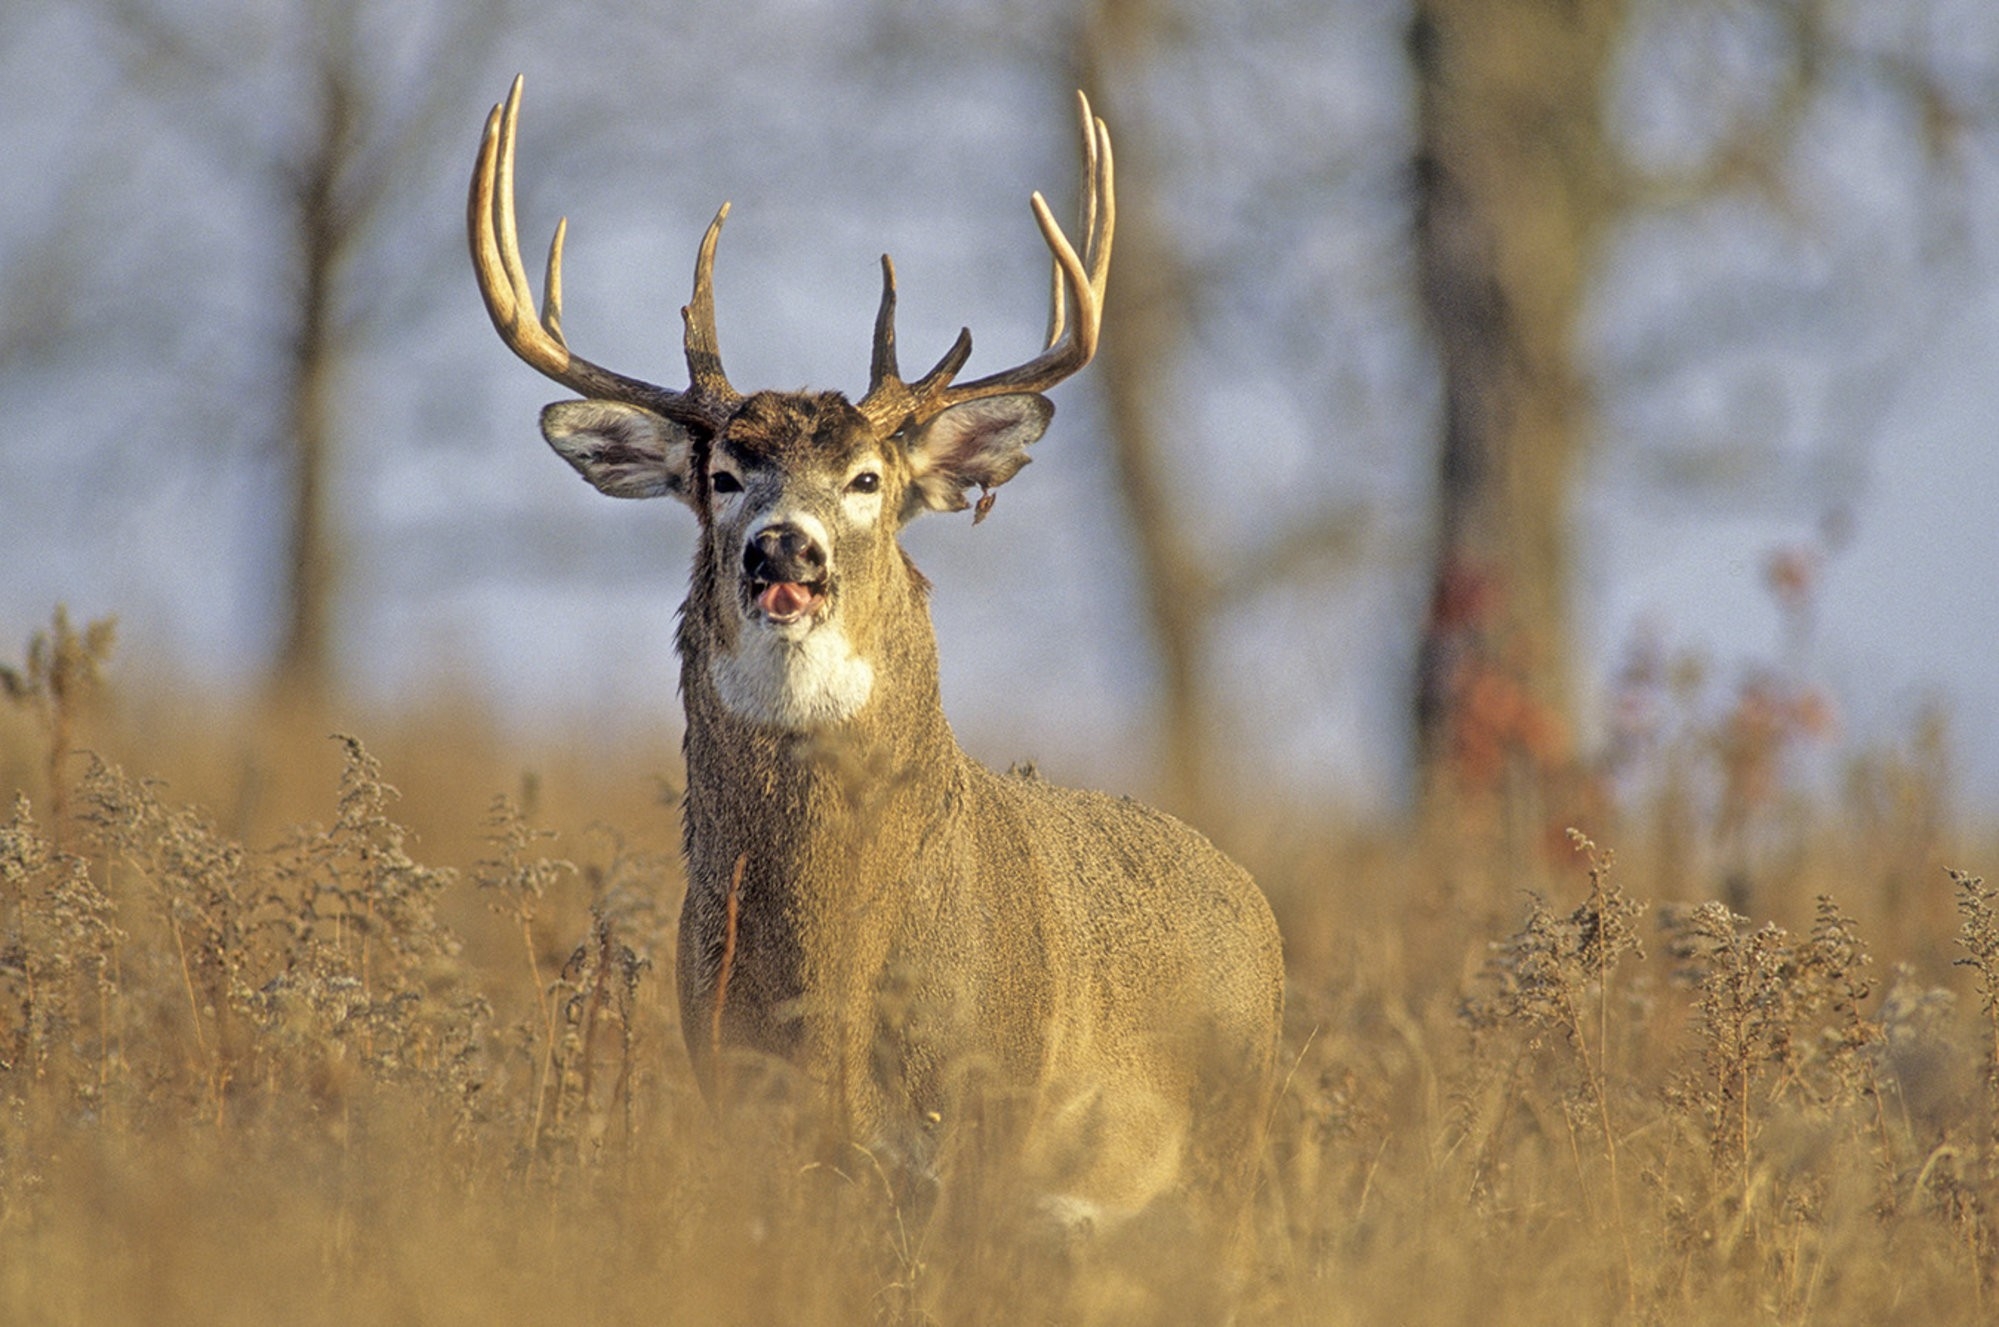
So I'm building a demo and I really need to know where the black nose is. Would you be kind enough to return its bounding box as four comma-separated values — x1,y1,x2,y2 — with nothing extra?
744,523,827,584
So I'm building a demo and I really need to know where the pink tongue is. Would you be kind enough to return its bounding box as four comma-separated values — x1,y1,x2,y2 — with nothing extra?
759,582,814,618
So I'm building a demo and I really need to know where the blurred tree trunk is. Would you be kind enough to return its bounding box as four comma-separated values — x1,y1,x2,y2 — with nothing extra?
270,58,353,704
1078,0,1211,818
1407,0,1620,812
93,0,510,707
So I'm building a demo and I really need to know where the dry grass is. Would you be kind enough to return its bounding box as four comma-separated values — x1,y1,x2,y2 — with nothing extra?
3,608,1998,1325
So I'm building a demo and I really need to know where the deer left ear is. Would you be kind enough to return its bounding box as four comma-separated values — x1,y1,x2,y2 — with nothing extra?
903,394,1053,520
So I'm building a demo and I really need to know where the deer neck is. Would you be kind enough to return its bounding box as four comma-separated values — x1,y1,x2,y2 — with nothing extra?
677,545,961,893
676,546,961,1087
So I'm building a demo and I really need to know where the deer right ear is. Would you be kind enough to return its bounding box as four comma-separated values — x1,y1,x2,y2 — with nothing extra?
540,400,697,504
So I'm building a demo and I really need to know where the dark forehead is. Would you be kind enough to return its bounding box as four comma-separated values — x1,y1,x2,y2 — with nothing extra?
719,391,876,465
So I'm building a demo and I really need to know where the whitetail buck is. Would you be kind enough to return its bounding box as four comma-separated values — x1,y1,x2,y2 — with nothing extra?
469,77,1283,1244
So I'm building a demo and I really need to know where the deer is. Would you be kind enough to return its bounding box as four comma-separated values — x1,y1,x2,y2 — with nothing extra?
468,76,1284,1251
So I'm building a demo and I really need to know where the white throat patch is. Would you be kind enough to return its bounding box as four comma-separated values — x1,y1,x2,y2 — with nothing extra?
709,620,876,729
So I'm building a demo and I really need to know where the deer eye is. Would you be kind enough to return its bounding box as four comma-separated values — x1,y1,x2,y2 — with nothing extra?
711,471,743,495
846,472,881,495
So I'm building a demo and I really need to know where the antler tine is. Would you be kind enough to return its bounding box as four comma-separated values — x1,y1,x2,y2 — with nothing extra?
1044,251,1067,352
682,204,741,404
1078,88,1102,258
469,94,528,343
869,255,901,393
469,76,729,426
492,82,538,319
910,328,974,396
542,216,568,338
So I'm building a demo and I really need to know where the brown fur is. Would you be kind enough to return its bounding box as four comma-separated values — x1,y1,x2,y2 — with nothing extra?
663,391,1285,1239
472,78,1276,1276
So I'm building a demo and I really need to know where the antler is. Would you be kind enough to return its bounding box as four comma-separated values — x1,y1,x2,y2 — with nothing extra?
469,75,741,428
858,90,1114,430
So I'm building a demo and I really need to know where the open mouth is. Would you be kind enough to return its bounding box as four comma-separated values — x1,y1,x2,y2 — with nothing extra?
747,578,828,626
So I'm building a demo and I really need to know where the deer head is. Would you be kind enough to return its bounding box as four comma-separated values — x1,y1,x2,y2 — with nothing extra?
469,77,1112,730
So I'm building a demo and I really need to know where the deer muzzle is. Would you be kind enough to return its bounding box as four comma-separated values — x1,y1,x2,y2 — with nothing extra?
743,521,830,625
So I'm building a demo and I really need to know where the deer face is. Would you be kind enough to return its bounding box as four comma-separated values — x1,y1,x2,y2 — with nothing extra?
704,393,894,640
537,388,1053,730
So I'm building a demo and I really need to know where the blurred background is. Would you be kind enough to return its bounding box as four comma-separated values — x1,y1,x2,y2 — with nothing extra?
3,0,1996,831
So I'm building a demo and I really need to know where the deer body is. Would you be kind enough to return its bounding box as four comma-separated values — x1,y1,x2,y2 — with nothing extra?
673,449,1282,1213
471,80,1283,1233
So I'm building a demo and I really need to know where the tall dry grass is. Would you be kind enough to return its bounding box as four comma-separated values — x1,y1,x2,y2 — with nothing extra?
3,604,1996,1324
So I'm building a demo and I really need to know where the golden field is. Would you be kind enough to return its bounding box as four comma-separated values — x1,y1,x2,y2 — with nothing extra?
2,608,1996,1325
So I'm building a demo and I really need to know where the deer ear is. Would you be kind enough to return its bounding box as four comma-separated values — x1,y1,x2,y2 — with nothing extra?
540,400,696,505
903,394,1053,519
